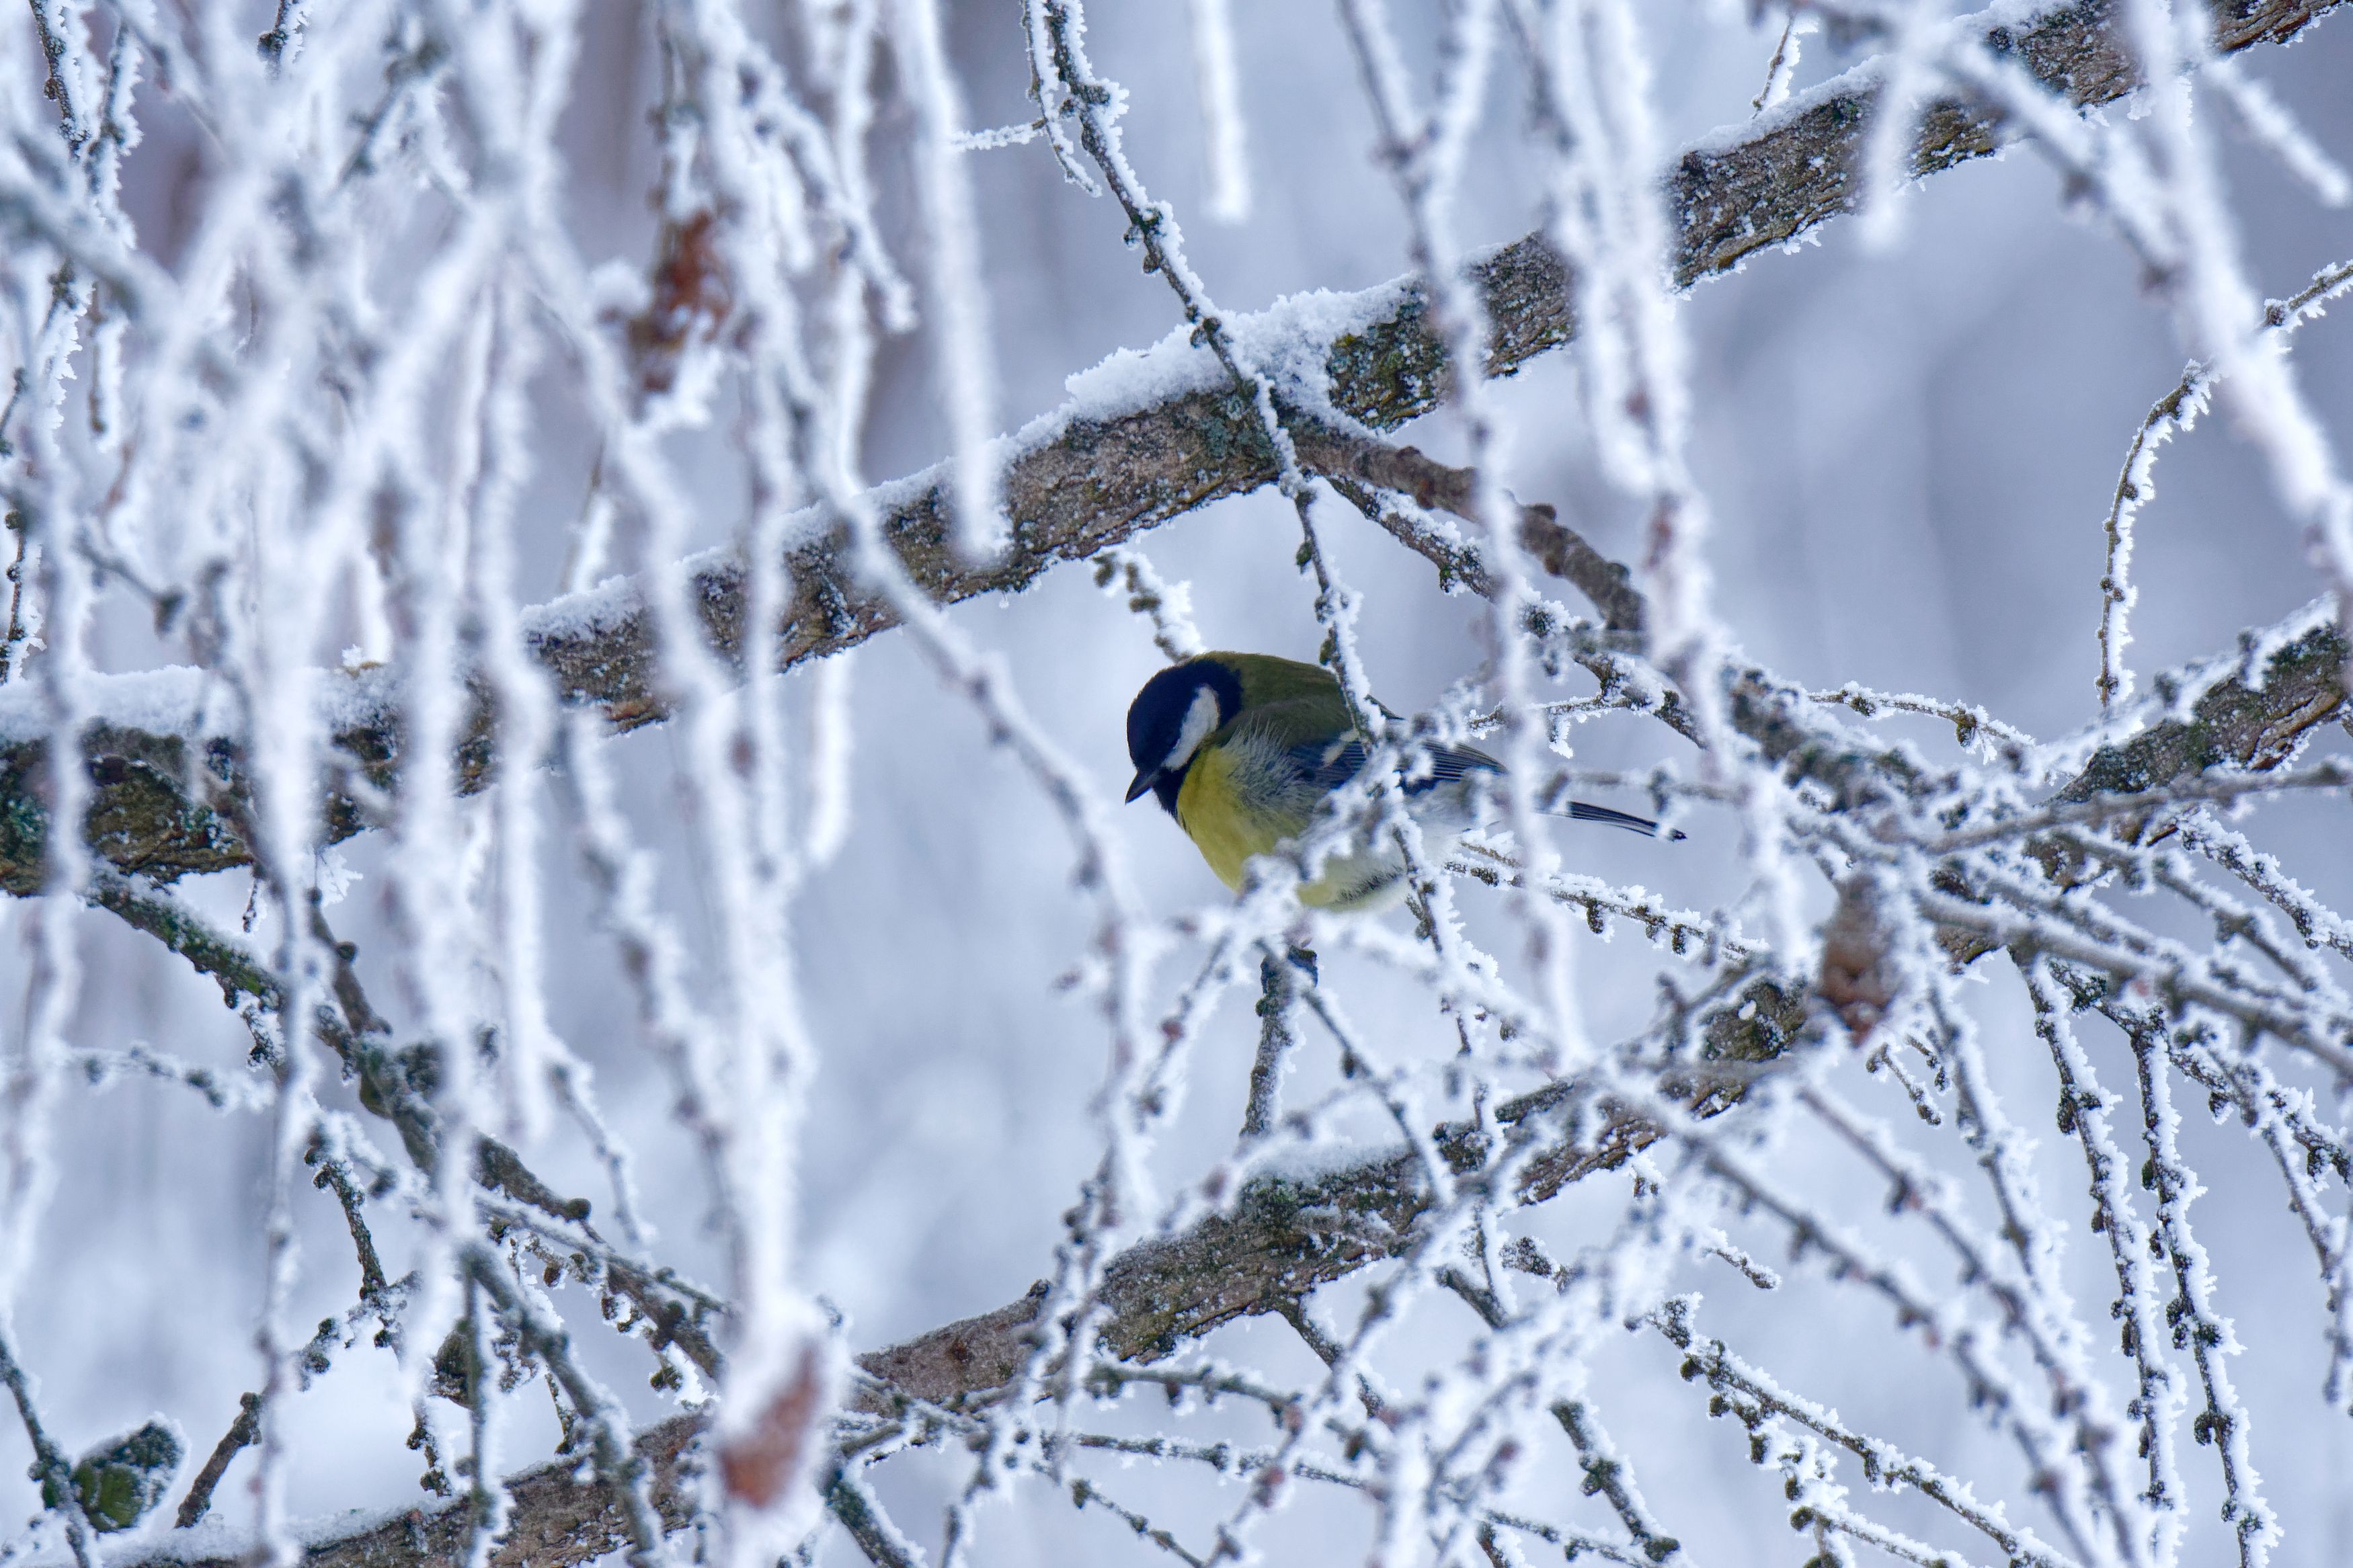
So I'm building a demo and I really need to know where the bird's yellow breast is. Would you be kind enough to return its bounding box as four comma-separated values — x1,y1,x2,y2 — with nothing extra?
1174,745,1287,893
1173,743,1388,909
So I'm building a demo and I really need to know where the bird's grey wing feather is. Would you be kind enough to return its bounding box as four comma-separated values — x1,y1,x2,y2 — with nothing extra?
1283,737,1501,796
1260,717,1671,839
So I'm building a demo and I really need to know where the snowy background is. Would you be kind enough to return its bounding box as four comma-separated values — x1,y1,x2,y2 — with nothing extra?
5,3,2352,1566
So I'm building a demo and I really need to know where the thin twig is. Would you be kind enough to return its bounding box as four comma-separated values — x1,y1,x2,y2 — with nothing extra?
0,1325,97,1568
173,1393,262,1530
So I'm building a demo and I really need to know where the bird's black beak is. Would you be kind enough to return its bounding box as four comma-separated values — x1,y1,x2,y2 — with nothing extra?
1124,769,1156,804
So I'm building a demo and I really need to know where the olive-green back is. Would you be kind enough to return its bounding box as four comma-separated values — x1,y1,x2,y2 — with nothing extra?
1208,653,1352,750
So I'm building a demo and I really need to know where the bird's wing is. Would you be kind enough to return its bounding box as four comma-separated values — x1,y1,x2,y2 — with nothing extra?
1263,721,1676,837
1283,735,1501,796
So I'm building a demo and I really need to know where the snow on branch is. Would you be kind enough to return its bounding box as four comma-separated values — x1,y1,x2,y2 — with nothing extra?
0,0,2336,897
134,1413,703,1568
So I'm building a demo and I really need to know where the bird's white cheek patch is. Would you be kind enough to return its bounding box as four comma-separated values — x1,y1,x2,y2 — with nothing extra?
1165,686,1224,773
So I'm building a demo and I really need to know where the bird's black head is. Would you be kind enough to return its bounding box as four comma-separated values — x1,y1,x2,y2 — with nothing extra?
1125,658,1243,815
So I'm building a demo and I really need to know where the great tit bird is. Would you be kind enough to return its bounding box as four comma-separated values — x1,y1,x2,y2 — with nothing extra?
1124,651,1668,911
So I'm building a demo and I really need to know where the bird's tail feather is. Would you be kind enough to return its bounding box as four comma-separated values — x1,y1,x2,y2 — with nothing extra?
1557,800,1685,839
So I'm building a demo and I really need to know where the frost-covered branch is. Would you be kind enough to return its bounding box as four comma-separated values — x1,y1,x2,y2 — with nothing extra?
2,0,2337,894
132,1414,705,1568
0,1325,97,1568
856,978,1806,1410
1653,1298,2075,1568
2097,257,2353,708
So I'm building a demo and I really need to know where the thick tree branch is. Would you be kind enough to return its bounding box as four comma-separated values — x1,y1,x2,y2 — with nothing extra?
149,1412,703,1568
2055,626,2352,802
856,978,1808,1408
1292,431,1646,632
1,0,2334,894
